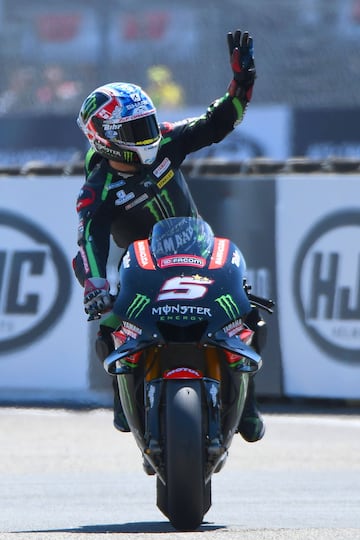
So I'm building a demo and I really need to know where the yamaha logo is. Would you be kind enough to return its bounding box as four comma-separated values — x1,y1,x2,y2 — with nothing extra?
0,211,72,353
293,210,360,363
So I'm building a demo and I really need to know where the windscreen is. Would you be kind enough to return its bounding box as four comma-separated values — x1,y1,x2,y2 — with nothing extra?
150,217,214,259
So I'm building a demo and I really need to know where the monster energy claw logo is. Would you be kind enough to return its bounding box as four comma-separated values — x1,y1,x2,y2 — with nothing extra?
144,190,175,221
215,294,240,320
126,293,151,318
82,95,99,122
122,150,134,163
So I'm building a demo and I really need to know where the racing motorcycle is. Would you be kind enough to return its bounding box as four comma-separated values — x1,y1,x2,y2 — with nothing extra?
103,216,274,531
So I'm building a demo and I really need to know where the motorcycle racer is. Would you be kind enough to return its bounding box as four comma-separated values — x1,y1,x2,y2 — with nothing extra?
73,29,264,443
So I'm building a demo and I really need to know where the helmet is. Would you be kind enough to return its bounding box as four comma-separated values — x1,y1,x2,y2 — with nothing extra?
77,82,161,165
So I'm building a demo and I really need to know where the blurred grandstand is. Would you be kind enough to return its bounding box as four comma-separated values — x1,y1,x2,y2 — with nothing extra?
0,0,360,165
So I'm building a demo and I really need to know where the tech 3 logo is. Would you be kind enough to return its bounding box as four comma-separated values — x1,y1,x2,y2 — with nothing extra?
126,294,151,318
294,210,360,364
215,294,240,320
0,210,72,353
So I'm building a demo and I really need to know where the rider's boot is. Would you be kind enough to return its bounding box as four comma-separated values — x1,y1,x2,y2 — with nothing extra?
111,377,130,432
237,307,266,442
95,328,130,432
238,376,265,442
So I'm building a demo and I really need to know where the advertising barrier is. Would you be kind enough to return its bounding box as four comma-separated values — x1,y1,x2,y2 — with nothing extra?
0,176,93,403
1,169,359,404
292,108,360,159
276,174,360,399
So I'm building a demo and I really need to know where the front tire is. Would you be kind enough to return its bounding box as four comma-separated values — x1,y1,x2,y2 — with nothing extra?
164,380,206,531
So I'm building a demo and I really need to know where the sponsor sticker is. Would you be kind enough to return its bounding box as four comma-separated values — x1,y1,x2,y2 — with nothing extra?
125,193,149,210
223,318,244,337
115,189,135,206
122,320,142,339
231,249,241,267
157,254,206,268
134,240,155,270
152,304,212,318
153,157,171,178
215,294,240,319
76,186,96,211
157,169,174,189
107,179,126,190
209,238,229,269
122,252,131,269
164,367,203,379
0,210,72,353
294,210,360,363
126,293,151,319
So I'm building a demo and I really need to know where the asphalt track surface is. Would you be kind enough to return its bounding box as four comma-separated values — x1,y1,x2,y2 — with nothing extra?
0,402,359,540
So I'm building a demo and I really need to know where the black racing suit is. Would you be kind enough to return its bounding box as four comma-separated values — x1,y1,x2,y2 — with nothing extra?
73,92,247,287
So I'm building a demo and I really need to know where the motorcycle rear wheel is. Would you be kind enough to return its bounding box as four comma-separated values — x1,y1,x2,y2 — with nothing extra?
163,380,207,531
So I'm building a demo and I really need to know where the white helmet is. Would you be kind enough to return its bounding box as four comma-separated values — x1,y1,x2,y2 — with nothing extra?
77,82,161,165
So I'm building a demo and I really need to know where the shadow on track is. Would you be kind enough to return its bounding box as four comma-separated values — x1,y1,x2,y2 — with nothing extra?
18,521,226,534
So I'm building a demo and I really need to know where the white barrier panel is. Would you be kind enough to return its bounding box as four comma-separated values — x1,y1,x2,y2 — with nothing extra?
277,175,360,398
0,176,91,402
158,105,291,160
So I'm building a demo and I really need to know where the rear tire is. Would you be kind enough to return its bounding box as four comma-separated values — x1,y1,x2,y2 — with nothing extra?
164,380,206,531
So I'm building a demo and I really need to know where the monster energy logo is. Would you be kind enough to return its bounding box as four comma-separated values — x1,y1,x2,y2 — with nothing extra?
126,293,151,318
215,294,240,320
122,151,134,163
144,190,175,221
82,95,99,123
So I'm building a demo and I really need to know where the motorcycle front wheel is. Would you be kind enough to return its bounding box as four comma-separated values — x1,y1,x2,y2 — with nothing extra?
161,380,207,531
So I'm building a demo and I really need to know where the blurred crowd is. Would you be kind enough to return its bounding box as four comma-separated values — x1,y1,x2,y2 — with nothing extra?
0,63,185,116
0,65,86,115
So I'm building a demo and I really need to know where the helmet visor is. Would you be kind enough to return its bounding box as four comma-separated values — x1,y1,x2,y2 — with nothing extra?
106,115,160,147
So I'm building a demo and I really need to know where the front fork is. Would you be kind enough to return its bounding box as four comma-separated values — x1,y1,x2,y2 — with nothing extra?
118,347,249,479
143,376,223,482
143,346,223,456
143,375,248,481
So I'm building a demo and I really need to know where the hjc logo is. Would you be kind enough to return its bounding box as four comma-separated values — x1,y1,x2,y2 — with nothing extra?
294,210,360,363
0,211,72,353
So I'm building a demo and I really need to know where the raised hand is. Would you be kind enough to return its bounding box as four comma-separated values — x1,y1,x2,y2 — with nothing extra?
227,29,256,101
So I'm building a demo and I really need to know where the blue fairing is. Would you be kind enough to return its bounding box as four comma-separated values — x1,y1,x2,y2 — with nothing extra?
112,217,251,340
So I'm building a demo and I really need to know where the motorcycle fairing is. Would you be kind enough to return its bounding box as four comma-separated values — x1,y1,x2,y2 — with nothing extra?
104,217,261,375
113,225,250,327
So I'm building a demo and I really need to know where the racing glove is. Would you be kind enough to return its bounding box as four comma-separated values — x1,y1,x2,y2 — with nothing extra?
227,29,256,102
84,277,112,320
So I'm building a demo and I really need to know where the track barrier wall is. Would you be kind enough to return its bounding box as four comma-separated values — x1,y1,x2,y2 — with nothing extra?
1,158,360,404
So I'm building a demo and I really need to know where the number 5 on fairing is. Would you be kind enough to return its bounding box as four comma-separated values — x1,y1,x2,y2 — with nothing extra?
156,275,214,301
